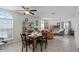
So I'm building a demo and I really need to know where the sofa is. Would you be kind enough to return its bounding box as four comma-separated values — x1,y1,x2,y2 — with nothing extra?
54,29,65,36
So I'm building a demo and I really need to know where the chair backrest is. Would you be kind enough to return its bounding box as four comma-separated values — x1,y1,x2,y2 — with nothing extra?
41,30,47,39
20,33,27,44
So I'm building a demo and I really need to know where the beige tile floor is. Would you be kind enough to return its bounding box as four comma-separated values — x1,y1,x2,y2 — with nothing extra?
0,35,78,52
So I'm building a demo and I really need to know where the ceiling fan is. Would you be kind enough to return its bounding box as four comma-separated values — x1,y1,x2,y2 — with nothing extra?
16,6,37,15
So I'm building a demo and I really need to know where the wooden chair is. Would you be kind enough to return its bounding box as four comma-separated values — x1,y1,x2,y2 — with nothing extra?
20,33,32,52
41,31,48,48
36,30,48,52
47,31,54,40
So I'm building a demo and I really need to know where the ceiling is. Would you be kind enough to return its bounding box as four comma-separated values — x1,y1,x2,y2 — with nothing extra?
0,6,76,20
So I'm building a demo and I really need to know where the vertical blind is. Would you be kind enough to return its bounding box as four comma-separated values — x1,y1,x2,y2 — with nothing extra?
0,10,13,40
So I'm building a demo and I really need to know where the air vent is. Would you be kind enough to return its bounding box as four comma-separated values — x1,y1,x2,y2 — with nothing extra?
78,12,79,14
51,12,55,15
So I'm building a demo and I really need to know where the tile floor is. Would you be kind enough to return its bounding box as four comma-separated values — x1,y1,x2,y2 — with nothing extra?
0,35,78,52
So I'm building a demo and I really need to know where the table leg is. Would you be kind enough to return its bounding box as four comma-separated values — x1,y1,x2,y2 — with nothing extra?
32,37,36,52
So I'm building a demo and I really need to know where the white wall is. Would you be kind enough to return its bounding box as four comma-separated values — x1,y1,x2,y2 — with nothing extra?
73,7,79,48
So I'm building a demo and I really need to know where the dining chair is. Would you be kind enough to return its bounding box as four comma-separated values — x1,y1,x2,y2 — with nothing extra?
41,31,48,50
20,33,32,52
36,30,48,52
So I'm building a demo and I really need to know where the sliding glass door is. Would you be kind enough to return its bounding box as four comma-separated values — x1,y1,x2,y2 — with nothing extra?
0,10,13,42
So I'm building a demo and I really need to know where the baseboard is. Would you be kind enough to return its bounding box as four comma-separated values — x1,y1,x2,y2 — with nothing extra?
5,39,21,45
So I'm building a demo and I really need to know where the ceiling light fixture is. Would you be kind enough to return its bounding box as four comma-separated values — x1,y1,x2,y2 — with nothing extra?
25,11,29,14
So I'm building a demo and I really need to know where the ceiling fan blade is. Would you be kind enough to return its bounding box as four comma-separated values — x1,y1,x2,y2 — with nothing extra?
30,12,35,15
30,10,37,11
21,6,26,10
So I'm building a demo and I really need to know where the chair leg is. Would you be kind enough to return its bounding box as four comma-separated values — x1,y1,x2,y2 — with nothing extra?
41,46,42,52
26,45,27,52
35,40,38,48
32,43,35,52
40,40,43,52
25,42,28,52
29,39,30,48
45,39,47,48
29,44,30,48
45,42,47,48
22,45,23,52
46,38,48,45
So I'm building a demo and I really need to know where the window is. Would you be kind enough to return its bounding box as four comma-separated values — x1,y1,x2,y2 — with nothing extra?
0,10,13,41
41,20,44,30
